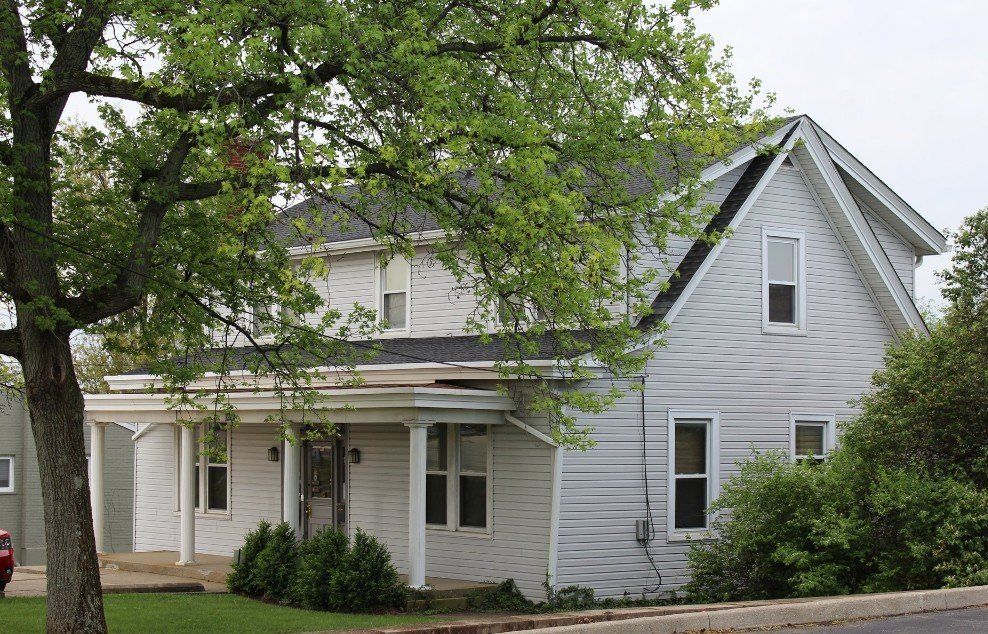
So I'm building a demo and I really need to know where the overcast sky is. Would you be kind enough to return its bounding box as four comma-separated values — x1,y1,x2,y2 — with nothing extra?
694,0,988,307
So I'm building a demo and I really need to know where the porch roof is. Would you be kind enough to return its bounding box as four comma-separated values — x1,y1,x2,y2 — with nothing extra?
84,384,515,426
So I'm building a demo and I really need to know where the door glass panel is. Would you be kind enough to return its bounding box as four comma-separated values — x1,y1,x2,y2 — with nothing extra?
308,447,334,499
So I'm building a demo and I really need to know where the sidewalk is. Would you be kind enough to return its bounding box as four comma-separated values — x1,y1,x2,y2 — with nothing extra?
365,585,988,634
3,565,227,597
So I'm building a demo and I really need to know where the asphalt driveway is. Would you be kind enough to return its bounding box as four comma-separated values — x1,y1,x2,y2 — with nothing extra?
774,606,988,633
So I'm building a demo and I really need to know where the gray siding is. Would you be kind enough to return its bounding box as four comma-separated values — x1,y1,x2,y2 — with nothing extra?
348,421,553,599
861,205,916,297
133,423,281,556
0,398,133,565
557,165,895,597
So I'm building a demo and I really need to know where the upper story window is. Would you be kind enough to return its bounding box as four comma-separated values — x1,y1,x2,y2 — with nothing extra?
762,228,806,333
379,255,410,331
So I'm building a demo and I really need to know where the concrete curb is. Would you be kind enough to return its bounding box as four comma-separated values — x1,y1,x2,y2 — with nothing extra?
370,585,988,634
527,586,988,633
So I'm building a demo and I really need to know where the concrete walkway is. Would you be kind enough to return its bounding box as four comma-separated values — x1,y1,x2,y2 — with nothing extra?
3,565,227,597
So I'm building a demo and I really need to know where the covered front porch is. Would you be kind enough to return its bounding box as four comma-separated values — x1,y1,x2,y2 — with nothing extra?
85,384,558,594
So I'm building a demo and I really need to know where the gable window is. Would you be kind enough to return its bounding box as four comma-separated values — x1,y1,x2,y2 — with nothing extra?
379,255,410,330
667,411,719,537
762,228,806,333
175,422,231,514
425,423,491,533
0,456,13,493
790,414,836,463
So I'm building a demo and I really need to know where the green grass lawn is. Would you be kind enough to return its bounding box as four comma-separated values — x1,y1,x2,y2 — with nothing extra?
0,593,443,633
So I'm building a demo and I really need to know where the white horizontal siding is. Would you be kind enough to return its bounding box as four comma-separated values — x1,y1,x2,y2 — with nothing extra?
348,422,552,599
133,424,282,556
557,166,895,598
860,206,915,297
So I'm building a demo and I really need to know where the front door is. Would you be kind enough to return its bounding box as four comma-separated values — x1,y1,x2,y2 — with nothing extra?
304,439,346,537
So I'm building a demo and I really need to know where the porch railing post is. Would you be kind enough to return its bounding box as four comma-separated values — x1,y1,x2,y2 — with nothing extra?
88,421,106,553
178,423,197,565
283,426,302,537
405,421,432,589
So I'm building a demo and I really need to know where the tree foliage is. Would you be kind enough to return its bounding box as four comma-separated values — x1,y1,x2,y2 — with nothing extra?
0,0,769,629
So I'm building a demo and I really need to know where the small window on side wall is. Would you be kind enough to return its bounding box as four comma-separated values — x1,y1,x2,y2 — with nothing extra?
380,255,410,330
790,414,835,463
763,229,806,333
0,456,13,493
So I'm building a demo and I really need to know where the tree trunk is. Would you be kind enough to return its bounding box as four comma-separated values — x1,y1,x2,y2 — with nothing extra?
21,325,107,633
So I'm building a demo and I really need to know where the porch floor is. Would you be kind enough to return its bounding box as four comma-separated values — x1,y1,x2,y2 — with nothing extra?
99,551,494,596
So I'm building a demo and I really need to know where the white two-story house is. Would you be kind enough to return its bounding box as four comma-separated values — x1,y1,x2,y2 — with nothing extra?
84,115,946,599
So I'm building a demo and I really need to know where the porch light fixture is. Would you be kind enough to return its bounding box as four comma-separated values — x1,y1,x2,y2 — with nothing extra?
267,446,280,462
348,448,361,464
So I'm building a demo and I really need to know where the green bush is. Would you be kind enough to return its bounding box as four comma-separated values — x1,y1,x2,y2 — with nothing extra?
326,528,407,612
291,527,349,610
683,453,988,603
252,522,300,603
227,520,272,596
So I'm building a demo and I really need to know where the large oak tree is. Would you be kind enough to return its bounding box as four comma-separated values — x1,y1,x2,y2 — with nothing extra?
0,0,768,630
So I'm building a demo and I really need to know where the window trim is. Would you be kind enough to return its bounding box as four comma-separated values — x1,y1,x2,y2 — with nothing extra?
425,424,451,529
762,227,807,335
0,455,14,494
790,413,836,461
666,410,719,541
375,254,412,335
173,423,233,516
426,423,493,537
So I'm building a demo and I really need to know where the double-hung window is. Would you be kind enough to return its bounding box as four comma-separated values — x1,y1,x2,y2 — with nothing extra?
667,411,719,537
790,414,836,463
425,424,491,533
175,422,231,514
0,456,13,493
762,228,806,332
380,255,410,331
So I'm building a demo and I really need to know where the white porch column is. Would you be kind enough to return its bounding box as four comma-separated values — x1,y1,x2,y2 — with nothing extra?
283,428,302,536
405,421,432,589
89,421,106,553
178,424,197,565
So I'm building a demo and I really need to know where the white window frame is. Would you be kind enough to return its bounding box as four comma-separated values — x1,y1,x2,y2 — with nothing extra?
173,423,232,516
375,254,411,335
667,410,720,541
789,413,836,461
0,455,14,493
762,227,807,335
426,423,493,537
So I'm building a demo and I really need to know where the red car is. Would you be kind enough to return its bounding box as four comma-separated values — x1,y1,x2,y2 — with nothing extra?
0,529,13,592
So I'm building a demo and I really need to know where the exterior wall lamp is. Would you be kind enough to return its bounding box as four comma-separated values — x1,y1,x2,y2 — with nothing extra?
267,446,280,462
348,448,361,464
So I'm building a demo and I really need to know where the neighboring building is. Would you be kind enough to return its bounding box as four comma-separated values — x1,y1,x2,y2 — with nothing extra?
0,396,134,565
84,115,946,599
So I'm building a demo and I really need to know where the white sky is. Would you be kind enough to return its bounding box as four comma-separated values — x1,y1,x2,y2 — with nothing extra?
695,0,988,307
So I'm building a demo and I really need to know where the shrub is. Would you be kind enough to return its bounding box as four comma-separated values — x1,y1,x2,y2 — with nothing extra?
326,528,407,612
227,520,272,595
291,527,349,610
466,579,534,612
252,521,300,603
684,453,988,603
